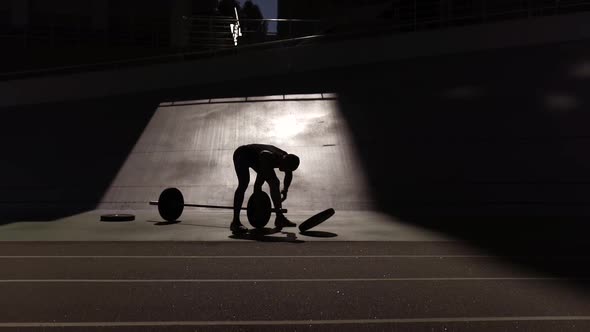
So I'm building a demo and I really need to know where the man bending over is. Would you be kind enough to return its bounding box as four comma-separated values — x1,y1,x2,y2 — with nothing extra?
231,144,300,234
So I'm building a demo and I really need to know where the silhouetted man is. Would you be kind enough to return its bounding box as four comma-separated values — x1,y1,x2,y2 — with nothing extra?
231,144,300,234
241,0,267,43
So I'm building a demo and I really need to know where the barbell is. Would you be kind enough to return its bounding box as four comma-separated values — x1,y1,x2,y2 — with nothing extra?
149,187,287,228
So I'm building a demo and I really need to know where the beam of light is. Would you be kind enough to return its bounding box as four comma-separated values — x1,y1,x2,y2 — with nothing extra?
101,94,374,212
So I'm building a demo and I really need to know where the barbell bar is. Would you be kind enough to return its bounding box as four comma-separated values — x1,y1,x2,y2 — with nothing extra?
148,201,287,213
149,187,287,228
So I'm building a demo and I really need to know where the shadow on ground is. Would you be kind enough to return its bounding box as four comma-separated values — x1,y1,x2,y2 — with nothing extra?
230,229,305,243
299,231,338,238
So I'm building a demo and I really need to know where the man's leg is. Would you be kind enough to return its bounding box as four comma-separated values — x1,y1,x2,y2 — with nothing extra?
254,173,265,193
231,163,250,234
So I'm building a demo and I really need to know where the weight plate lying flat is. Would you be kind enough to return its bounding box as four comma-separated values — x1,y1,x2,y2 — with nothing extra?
298,208,335,232
247,191,272,229
158,188,184,222
100,214,135,222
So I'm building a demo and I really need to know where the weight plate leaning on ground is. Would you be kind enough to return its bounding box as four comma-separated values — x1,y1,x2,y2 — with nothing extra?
299,208,335,232
247,191,272,229
100,214,135,222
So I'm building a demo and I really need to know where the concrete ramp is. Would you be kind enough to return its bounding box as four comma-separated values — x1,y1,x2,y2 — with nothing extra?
100,94,373,212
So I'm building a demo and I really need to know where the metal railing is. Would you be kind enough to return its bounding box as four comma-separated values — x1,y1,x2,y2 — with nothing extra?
2,0,590,80
181,15,323,50
0,34,324,80
386,0,590,31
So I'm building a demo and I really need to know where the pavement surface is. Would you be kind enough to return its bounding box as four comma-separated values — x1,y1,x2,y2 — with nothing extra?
0,242,589,331
1,211,589,331
0,209,449,242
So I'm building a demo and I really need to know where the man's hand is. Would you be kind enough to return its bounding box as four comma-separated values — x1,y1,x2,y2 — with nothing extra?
281,189,288,202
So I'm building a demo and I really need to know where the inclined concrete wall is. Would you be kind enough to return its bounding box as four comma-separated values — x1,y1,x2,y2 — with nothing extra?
99,95,372,212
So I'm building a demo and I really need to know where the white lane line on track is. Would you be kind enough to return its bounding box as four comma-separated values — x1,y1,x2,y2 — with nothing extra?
0,255,587,259
0,255,493,258
0,277,588,283
1,316,590,327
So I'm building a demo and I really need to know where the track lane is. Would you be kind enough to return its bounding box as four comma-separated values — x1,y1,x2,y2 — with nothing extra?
1,256,588,279
0,242,588,331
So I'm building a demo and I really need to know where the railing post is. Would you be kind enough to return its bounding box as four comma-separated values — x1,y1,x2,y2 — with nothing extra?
50,14,55,48
413,0,417,31
209,16,212,51
130,7,135,46
78,16,82,46
152,23,156,48
105,24,109,48
449,0,453,25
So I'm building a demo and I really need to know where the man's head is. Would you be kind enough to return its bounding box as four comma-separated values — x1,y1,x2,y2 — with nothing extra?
279,154,300,172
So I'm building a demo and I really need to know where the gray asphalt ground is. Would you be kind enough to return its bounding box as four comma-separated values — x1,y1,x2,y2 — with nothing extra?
0,210,448,241
0,241,589,331
1,211,590,331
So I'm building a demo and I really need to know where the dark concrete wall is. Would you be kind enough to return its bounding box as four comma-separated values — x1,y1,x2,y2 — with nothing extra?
3,11,590,107
0,95,158,221
332,41,590,218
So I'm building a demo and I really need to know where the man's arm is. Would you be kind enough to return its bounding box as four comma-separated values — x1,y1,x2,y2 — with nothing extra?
283,171,292,192
281,171,292,202
259,153,284,210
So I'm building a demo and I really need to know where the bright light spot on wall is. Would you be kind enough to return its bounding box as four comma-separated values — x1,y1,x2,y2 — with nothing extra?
270,115,306,139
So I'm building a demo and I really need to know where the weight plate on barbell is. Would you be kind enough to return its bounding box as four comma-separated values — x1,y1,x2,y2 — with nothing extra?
247,191,272,229
158,187,184,222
